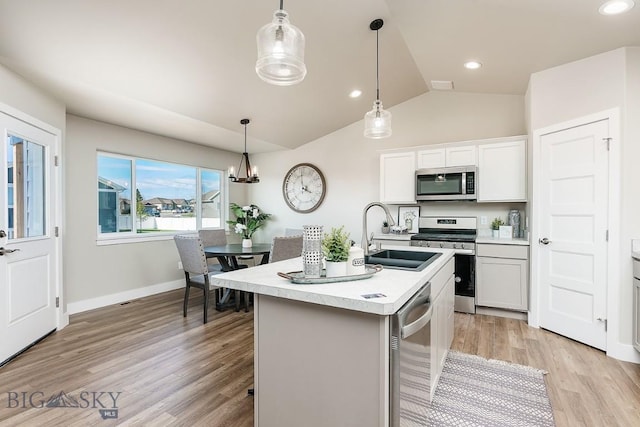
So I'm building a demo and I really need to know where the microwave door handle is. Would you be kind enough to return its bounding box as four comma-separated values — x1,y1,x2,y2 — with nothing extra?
401,305,433,339
462,172,466,195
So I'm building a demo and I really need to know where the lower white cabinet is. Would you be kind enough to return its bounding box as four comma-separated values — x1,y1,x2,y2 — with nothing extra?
430,260,455,397
476,244,529,311
634,259,640,352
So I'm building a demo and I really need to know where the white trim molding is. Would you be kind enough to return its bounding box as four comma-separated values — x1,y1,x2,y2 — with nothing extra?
67,279,184,315
531,108,637,362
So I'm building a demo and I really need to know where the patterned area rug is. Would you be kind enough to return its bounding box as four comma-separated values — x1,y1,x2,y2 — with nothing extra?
428,351,555,426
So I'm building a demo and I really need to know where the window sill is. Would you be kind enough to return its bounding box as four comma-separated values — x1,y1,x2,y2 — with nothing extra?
96,232,189,246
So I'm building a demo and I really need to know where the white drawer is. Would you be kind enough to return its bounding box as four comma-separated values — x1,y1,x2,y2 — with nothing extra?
431,257,455,301
477,243,529,260
634,259,640,280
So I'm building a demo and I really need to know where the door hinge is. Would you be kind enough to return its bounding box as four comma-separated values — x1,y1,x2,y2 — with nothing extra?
603,137,612,151
56,297,59,308
54,155,59,166
606,229,609,241
55,226,59,237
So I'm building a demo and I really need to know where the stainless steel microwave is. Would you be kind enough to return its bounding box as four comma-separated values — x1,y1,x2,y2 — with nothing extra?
415,166,477,201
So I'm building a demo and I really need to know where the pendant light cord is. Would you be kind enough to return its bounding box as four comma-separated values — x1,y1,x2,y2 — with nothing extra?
244,122,247,152
280,0,284,10
376,28,380,102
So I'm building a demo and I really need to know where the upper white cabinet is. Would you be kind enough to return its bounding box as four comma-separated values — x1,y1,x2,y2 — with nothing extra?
477,139,526,202
417,145,477,169
380,151,416,204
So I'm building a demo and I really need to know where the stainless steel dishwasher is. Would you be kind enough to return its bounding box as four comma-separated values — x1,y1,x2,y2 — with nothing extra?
390,281,432,427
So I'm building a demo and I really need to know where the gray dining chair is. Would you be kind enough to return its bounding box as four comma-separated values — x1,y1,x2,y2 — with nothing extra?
284,228,304,237
269,235,304,263
174,234,221,324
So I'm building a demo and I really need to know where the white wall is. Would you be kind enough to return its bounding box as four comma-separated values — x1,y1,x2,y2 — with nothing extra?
248,91,525,244
528,47,640,361
65,115,246,304
0,65,65,131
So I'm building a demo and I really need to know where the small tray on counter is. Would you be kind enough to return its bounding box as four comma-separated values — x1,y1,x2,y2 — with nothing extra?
277,265,383,285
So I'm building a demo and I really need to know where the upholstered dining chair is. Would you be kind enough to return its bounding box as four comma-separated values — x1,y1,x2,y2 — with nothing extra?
269,235,304,263
198,229,227,270
284,228,304,237
174,234,221,324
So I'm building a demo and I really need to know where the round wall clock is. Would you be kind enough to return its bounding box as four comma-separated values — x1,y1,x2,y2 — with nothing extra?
282,163,326,213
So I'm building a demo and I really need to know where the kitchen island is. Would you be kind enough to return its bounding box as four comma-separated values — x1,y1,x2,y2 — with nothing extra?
211,246,455,427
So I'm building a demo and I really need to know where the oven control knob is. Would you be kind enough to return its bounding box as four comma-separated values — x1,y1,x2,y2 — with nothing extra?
439,243,444,248
455,276,462,283
453,243,459,249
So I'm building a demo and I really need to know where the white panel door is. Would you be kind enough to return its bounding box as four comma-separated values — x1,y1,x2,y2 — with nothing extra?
0,112,58,364
538,119,609,350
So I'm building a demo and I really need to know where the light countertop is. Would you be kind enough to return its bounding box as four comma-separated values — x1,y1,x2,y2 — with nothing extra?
476,236,530,246
210,246,454,316
372,233,412,240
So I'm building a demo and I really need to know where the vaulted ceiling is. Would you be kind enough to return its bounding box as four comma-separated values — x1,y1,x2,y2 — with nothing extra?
1,0,638,153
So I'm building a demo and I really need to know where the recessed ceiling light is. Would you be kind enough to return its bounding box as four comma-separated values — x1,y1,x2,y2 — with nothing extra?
599,0,635,15
464,61,482,70
349,89,362,98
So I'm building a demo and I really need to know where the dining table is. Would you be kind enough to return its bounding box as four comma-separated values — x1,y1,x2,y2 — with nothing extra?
204,243,272,311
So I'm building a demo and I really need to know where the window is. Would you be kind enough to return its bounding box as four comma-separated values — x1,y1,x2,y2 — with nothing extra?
97,153,224,241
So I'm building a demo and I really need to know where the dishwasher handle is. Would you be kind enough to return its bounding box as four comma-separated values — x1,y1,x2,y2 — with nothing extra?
401,305,433,339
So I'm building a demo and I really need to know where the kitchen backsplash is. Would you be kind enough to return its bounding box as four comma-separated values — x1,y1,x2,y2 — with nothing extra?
392,201,527,237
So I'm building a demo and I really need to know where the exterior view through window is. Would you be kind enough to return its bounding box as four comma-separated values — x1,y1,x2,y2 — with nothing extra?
97,153,223,236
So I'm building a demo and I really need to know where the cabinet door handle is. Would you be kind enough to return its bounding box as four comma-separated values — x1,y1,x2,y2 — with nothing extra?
539,237,551,245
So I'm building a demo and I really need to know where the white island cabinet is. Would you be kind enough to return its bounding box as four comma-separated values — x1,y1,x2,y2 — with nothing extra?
212,247,455,427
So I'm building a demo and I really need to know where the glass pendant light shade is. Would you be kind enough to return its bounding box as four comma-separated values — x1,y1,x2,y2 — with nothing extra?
256,8,306,86
364,100,392,139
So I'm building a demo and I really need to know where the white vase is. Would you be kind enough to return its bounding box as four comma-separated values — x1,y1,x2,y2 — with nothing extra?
242,238,252,248
492,230,499,238
325,261,347,278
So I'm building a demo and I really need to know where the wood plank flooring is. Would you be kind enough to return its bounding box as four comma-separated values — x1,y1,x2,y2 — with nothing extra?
1,290,639,426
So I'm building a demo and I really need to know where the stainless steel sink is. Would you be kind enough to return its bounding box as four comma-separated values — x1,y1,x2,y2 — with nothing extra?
365,249,442,271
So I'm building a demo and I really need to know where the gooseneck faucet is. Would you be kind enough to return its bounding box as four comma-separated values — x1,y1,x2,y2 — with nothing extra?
361,202,396,255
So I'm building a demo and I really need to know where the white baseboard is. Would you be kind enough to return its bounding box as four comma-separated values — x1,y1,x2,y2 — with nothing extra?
607,342,640,364
67,279,184,315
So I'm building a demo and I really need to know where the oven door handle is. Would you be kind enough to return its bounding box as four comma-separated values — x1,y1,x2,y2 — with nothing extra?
401,305,433,339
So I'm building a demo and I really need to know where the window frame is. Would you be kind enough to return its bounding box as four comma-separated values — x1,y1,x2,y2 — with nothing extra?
96,151,226,245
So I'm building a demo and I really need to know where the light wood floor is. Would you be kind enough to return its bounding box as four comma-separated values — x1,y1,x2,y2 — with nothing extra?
1,290,639,426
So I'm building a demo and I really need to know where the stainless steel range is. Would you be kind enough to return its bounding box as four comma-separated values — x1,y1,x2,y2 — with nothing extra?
410,216,477,314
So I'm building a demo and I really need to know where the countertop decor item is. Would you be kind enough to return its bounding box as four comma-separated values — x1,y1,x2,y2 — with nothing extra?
226,203,271,243
398,205,420,233
282,163,326,213
381,221,390,234
277,265,382,285
228,119,259,183
508,209,521,238
255,0,306,86
322,226,351,277
491,217,504,238
363,19,391,139
302,225,323,278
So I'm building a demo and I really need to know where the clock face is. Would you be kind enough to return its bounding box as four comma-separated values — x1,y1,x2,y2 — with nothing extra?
282,163,326,213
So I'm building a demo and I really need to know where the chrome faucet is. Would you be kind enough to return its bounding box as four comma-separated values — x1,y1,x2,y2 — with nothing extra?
361,202,396,255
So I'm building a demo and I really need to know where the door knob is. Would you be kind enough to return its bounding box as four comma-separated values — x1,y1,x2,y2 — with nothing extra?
0,247,20,256
539,237,551,245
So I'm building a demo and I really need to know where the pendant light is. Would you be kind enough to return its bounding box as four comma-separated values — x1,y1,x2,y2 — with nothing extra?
364,19,392,139
228,119,259,184
256,0,306,86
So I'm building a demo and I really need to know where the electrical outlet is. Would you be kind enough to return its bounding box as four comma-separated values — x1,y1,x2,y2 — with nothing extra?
480,216,487,225
178,261,183,270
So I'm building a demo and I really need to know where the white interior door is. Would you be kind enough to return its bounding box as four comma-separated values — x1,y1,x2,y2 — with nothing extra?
0,111,58,364
538,119,609,350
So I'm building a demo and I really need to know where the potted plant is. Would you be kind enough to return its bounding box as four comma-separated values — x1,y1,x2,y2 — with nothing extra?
491,217,504,238
322,226,351,277
381,221,390,234
226,203,272,247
